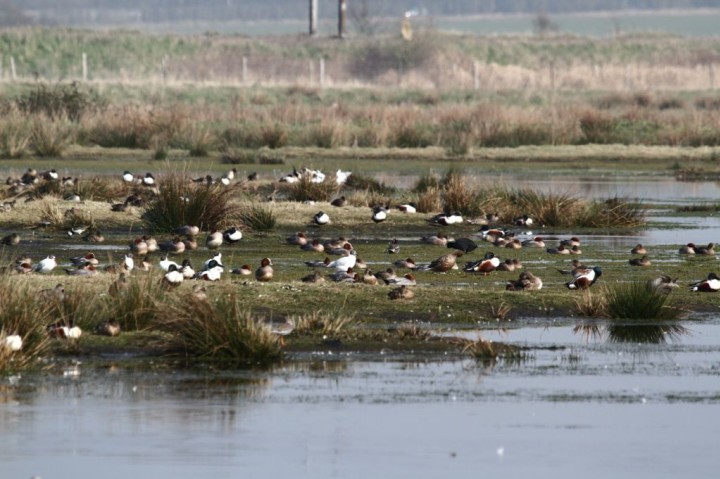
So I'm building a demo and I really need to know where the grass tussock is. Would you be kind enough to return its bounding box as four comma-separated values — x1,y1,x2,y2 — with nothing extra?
0,277,53,372
463,337,526,360
238,202,276,231
142,167,238,233
30,116,74,157
158,293,282,367
286,176,339,203
293,310,355,337
108,274,165,332
605,281,681,321
577,197,645,228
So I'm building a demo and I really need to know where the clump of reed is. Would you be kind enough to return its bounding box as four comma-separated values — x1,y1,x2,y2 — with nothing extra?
572,290,608,318
142,167,238,233
293,310,355,337
285,177,339,203
441,168,483,216
179,124,218,157
15,81,106,122
108,274,164,332
344,173,394,194
238,202,276,231
577,197,645,228
71,176,127,202
30,115,75,157
463,337,526,360
157,293,282,367
0,277,53,372
605,281,681,321
0,109,32,158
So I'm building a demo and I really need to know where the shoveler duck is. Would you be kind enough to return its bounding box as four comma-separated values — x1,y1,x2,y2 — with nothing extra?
565,266,602,290
34,255,57,274
231,264,253,276
142,173,156,186
301,238,325,253
372,205,388,223
514,214,533,227
48,323,82,340
330,196,347,207
287,232,308,246
206,231,223,250
383,273,416,286
223,227,243,244
255,258,274,282
122,170,135,183
327,249,357,272
478,225,507,241
417,251,464,273
647,275,679,294
95,319,121,337
393,257,417,269
21,168,38,185
420,232,449,246
388,285,415,300
522,236,545,248
1,233,19,246
428,211,463,226
108,273,128,297
3,334,22,352
197,259,223,281
313,211,330,226
139,256,152,272
38,283,66,302
679,243,696,254
560,237,581,247
397,202,417,214
202,252,223,270
176,225,200,236
247,172,258,181
546,245,570,255
301,271,326,283
695,243,715,255
447,238,477,253
159,254,180,272
629,255,651,267
690,272,720,292
504,238,523,249
335,169,352,185
387,239,400,254
162,264,184,288
180,259,195,279
463,252,500,275
71,252,99,267
631,244,647,255
506,271,543,291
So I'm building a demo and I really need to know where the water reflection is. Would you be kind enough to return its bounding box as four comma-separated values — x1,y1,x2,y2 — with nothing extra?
607,322,690,344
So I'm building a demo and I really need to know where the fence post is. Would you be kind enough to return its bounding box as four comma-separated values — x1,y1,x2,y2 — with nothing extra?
709,63,715,91
242,56,248,84
473,61,480,90
161,55,168,84
10,56,16,81
319,57,325,88
309,59,315,85
82,52,88,82
309,0,318,36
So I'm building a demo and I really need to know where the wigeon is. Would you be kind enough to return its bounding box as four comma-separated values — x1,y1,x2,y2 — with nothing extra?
255,258,273,282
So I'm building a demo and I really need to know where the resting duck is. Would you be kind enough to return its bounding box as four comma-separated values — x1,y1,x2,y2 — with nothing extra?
255,258,274,282
514,214,533,227
71,252,99,267
631,244,647,255
162,264,184,288
327,249,357,272
647,275,679,294
197,259,223,281
330,268,356,283
108,273,128,297
372,206,388,223
159,254,180,272
206,230,223,250
231,264,253,276
34,255,57,274
496,258,518,272
565,266,602,290
176,225,200,236
223,227,243,244
504,238,523,249
690,272,720,292
130,237,149,255
478,225,508,241
387,239,401,254
420,232,449,246
38,284,66,302
330,196,347,207
463,252,500,275
560,237,581,247
417,251,464,273
388,285,415,300
1,233,20,246
383,273,416,286
313,211,330,226
180,259,195,279
679,243,696,254
546,245,570,255
446,238,477,253
428,211,463,226
301,271,325,283
361,270,379,285
506,271,543,291
629,255,651,267
327,242,354,256
95,319,121,337
287,232,308,246
695,243,715,256
522,236,545,248
160,236,186,254
397,202,417,214
65,264,98,276
393,257,417,269
304,257,331,268
301,238,325,253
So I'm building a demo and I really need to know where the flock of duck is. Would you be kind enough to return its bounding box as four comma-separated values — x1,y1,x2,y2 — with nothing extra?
2,165,719,354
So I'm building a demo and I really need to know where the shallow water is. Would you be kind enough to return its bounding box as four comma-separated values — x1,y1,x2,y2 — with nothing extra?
3,319,720,478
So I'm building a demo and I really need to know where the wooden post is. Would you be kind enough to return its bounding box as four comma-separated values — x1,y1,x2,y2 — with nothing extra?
82,52,88,82
319,57,325,88
473,61,480,90
10,56,16,81
309,0,318,36
309,59,315,85
242,56,248,84
338,0,346,38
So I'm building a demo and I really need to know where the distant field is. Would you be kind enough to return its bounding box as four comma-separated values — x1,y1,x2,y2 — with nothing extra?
49,9,720,38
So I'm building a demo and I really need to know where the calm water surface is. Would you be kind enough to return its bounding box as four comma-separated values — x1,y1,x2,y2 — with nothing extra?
2,320,720,478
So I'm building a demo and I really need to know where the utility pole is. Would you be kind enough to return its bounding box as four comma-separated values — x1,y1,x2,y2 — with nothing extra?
309,0,317,36
338,0,346,38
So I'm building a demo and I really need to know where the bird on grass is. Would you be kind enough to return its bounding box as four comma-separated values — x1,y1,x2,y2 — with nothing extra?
416,251,463,273
255,258,274,282
506,271,543,291
690,272,720,292
388,285,415,300
446,238,477,253
566,266,602,290
463,252,500,275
